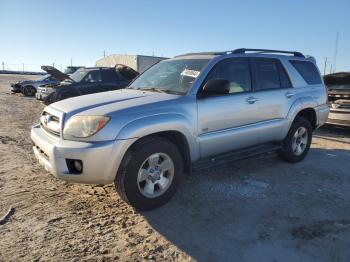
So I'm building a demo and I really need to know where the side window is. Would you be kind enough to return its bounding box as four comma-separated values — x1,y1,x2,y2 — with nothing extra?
290,60,322,85
253,58,281,90
84,70,102,83
205,58,251,94
101,70,119,82
278,63,292,88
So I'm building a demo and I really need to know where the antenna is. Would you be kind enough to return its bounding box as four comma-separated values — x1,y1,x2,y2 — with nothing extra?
333,32,339,73
323,57,328,76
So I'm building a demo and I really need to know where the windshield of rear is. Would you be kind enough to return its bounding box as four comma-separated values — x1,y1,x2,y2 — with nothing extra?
129,58,209,95
69,69,89,82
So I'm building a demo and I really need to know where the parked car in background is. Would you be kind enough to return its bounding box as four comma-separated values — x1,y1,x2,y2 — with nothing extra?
324,72,350,127
31,49,329,210
42,65,139,104
36,66,73,101
11,74,59,96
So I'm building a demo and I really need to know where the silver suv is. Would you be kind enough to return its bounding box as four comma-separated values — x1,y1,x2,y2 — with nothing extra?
31,49,329,210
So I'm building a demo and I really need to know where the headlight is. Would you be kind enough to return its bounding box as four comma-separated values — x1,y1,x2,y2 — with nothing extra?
63,116,110,139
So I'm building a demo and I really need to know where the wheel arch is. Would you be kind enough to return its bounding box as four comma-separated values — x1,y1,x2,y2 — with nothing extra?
286,97,318,130
117,114,197,175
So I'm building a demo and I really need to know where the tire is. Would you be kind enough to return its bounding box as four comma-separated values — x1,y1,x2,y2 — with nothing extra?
115,137,184,211
277,116,312,163
23,86,36,96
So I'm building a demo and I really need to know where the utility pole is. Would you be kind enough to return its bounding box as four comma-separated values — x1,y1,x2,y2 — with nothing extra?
70,59,73,66
2,62,4,71
329,64,333,75
53,62,55,68
333,32,339,73
323,57,328,76
103,50,106,58
22,63,24,73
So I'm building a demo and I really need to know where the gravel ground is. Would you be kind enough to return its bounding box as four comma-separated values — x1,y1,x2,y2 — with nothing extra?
0,74,350,262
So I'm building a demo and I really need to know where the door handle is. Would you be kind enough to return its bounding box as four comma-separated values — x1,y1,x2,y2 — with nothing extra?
285,92,295,98
246,97,259,104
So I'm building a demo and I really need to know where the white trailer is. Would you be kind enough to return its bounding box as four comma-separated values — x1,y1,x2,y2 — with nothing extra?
96,54,168,73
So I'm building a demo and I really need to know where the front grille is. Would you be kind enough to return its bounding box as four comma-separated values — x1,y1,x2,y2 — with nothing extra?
40,111,61,137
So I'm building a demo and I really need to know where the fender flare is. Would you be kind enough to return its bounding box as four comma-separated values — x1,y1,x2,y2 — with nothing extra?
286,96,317,128
117,113,200,161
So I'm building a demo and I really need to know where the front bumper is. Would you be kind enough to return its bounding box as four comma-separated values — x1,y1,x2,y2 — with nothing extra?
31,124,137,184
11,83,22,93
36,92,50,100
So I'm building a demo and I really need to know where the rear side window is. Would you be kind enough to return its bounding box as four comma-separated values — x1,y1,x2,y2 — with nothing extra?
118,68,139,81
101,70,119,82
290,60,322,85
253,59,281,90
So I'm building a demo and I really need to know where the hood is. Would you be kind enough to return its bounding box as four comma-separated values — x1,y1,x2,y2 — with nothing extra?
49,88,180,117
41,65,70,81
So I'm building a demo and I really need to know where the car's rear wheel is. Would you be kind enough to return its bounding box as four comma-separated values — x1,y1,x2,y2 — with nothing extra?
115,137,184,211
23,86,36,96
277,116,312,162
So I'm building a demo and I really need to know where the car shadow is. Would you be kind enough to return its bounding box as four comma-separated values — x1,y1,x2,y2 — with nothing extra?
141,145,350,261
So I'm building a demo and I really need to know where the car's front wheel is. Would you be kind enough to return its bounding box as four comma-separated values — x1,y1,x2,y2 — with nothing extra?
115,137,184,211
277,116,312,162
23,86,36,96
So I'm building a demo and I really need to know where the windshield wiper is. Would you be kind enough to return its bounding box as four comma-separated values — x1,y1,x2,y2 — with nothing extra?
132,87,183,95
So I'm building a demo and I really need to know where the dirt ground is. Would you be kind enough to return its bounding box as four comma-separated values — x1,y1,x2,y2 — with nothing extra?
0,74,350,262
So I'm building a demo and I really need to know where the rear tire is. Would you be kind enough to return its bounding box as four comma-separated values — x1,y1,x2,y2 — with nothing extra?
23,86,36,96
115,137,184,211
277,117,312,163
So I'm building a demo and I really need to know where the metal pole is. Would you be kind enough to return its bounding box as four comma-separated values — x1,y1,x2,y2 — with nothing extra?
53,62,55,68
323,57,328,76
333,32,339,73
70,59,73,66
103,50,106,58
22,63,24,73
2,62,4,71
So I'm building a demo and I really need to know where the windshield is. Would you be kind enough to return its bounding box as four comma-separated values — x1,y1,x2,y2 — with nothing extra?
69,69,89,82
129,59,209,94
37,74,49,81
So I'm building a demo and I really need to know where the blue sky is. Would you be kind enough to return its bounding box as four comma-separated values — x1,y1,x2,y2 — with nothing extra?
1,0,349,73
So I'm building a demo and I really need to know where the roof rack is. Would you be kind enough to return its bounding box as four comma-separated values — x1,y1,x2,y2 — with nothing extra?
231,48,305,58
175,51,226,57
175,49,305,58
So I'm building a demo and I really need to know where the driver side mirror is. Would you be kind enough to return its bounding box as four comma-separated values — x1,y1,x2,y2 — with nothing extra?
200,78,230,97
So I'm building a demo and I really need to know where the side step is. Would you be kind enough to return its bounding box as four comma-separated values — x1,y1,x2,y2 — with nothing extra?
192,142,282,171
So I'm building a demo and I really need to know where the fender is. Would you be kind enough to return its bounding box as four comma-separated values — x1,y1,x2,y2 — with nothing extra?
286,95,318,128
117,113,200,162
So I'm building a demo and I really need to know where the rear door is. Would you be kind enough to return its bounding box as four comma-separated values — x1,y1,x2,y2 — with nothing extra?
197,58,261,157
250,58,295,142
101,69,122,91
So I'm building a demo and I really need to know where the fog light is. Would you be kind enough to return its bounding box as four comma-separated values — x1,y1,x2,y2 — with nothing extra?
74,160,82,172
66,159,83,174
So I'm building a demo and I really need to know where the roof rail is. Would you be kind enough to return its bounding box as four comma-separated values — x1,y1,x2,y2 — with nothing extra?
175,51,227,57
231,48,305,58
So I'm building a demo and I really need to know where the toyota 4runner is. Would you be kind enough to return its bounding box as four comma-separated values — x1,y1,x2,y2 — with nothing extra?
31,49,329,210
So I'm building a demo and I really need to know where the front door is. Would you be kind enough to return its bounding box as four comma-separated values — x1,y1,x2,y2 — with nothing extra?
197,58,261,158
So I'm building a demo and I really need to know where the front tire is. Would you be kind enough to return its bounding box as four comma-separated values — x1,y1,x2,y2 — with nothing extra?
115,137,184,211
277,117,312,163
23,86,36,96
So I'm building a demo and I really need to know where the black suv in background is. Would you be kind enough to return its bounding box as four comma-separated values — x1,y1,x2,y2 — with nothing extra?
43,65,139,105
